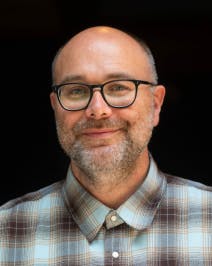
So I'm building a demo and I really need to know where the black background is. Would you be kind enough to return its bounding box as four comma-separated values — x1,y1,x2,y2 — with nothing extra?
0,0,211,205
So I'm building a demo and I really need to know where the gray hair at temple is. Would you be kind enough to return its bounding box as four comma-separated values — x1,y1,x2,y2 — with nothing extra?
51,29,158,85
126,31,158,84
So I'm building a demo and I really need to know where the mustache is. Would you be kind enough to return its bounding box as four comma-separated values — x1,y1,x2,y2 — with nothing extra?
72,118,128,133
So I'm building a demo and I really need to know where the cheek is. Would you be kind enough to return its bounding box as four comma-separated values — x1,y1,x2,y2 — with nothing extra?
119,103,151,127
117,110,142,139
118,98,155,136
54,109,83,133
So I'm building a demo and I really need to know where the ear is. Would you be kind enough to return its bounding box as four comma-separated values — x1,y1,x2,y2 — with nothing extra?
152,85,166,127
50,92,57,111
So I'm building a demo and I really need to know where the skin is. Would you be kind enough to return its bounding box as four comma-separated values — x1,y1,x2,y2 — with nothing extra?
50,26,165,209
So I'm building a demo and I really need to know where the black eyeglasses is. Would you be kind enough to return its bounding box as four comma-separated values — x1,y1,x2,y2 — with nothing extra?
52,79,157,111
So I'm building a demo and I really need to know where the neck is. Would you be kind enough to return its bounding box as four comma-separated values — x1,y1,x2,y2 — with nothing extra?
71,150,150,209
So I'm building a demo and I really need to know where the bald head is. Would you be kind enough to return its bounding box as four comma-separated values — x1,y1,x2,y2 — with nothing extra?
52,26,158,84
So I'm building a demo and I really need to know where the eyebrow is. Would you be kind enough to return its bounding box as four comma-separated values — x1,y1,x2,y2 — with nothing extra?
59,75,84,84
59,72,137,85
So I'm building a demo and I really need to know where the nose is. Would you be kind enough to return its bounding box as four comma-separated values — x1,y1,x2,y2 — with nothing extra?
85,90,112,120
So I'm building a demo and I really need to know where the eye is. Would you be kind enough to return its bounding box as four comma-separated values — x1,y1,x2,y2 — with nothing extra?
62,85,89,99
111,85,126,91
70,87,86,95
106,83,131,96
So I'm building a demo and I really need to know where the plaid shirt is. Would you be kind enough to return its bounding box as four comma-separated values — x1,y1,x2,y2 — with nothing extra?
0,157,212,265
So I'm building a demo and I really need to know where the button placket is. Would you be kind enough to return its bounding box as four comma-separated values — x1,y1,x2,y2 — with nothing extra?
104,224,122,264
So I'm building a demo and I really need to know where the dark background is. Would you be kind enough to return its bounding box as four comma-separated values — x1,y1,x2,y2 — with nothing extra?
0,0,211,205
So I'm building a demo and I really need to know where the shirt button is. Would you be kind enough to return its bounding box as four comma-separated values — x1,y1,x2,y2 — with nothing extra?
112,251,119,258
111,215,117,222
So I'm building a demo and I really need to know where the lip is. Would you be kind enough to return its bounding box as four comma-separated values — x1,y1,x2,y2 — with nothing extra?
81,128,120,138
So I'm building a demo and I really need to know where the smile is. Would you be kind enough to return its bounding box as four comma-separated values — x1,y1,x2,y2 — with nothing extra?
81,128,120,139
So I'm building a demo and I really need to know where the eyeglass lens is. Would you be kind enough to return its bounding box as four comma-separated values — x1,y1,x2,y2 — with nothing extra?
58,80,137,110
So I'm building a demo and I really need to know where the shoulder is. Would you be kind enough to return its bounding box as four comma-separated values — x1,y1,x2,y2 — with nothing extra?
162,172,212,208
165,173,212,193
0,180,65,221
157,172,212,232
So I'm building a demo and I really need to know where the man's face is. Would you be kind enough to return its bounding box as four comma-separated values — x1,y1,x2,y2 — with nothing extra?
50,28,165,184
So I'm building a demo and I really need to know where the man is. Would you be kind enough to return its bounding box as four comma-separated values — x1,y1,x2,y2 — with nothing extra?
0,26,211,265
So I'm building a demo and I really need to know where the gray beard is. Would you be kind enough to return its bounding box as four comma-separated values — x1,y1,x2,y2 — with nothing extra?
69,134,149,187
55,105,154,187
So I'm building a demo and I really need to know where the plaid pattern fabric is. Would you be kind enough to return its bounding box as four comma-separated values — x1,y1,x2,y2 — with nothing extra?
0,157,212,265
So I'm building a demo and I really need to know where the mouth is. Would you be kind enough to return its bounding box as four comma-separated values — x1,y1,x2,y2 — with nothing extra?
81,128,121,139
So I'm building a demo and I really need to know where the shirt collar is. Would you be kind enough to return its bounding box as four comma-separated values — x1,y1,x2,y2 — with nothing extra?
62,156,167,242
62,170,111,242
117,156,167,230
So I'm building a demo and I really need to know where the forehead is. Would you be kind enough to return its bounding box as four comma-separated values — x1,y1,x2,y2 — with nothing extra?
53,29,152,83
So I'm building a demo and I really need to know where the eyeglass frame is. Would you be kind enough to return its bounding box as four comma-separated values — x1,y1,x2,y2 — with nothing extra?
52,79,157,111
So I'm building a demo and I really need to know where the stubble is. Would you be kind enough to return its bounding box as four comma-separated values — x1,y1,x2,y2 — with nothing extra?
55,105,154,187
